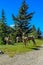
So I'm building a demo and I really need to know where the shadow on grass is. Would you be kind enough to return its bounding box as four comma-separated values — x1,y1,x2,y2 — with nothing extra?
31,45,43,50
31,47,40,50
36,45,43,48
26,45,41,50
25,46,40,51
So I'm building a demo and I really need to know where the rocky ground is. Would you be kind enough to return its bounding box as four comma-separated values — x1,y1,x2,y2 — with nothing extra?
0,45,43,65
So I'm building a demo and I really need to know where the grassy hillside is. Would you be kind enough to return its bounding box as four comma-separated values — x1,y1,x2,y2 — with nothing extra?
0,39,43,57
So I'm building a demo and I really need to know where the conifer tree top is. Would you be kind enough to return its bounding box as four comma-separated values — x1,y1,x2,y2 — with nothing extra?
12,0,34,34
19,0,28,15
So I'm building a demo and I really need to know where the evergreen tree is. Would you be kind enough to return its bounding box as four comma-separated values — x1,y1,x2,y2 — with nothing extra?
0,9,9,44
12,0,34,37
1,9,8,36
31,25,37,38
37,27,42,39
0,19,3,44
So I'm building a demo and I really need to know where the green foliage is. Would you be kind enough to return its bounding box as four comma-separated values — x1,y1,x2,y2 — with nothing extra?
0,10,8,44
31,25,37,38
12,0,34,37
0,39,43,57
37,27,42,39
0,9,15,44
0,1,42,45
1,10,7,34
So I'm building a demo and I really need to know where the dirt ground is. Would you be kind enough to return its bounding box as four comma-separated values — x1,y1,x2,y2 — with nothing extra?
0,45,43,65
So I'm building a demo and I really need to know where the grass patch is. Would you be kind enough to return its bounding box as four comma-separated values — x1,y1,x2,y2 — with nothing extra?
0,39,43,57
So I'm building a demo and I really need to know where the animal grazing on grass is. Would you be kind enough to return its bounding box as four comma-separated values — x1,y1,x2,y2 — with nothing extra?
28,36,36,45
22,32,36,47
4,36,12,44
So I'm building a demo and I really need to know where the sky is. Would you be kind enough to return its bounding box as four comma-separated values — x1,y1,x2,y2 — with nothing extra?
0,0,43,32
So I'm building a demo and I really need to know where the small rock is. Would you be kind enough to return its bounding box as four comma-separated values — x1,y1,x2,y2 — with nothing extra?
0,51,4,54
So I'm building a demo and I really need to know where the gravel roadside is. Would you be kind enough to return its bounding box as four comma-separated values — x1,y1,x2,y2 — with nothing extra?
0,45,43,65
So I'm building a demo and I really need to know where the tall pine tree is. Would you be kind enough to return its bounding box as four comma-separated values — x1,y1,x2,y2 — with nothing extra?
0,9,9,44
1,9,8,37
31,25,37,38
37,27,42,39
12,0,34,37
